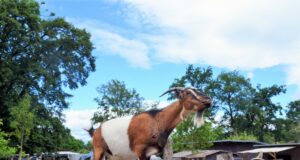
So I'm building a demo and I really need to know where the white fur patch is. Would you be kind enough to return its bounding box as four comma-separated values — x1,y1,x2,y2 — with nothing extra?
194,111,205,127
101,116,137,160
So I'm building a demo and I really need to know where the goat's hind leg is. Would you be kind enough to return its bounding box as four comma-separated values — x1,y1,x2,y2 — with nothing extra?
93,148,104,160
93,128,106,160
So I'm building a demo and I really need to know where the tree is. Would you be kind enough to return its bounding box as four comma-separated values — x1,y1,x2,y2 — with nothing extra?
170,65,215,117
286,100,300,121
171,116,222,152
210,71,254,135
169,65,293,144
24,112,85,154
92,80,145,123
0,0,95,131
0,0,95,154
0,120,16,158
23,104,55,154
9,95,35,160
169,65,222,151
284,100,300,142
250,85,286,142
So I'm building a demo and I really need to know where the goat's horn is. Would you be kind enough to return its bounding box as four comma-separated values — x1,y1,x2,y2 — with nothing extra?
186,88,199,98
159,87,185,97
186,87,209,98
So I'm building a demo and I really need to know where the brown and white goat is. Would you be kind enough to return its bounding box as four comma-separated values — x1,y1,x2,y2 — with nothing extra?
91,87,212,160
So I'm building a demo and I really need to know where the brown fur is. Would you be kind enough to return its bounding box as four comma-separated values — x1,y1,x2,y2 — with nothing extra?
127,96,207,160
93,126,111,160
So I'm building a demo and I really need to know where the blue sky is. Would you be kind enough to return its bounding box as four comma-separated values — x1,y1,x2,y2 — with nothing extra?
42,0,300,142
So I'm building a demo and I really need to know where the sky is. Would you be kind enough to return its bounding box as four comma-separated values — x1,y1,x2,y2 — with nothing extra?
42,0,300,142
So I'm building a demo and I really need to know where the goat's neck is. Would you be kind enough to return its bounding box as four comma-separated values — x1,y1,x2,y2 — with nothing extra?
157,100,191,132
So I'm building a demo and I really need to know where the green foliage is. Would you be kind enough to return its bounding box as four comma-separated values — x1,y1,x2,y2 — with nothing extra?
170,65,292,145
78,141,93,154
227,132,257,141
92,80,145,123
169,65,215,118
169,66,222,151
171,116,223,152
284,100,300,142
286,100,300,121
248,85,286,142
9,94,35,159
0,0,95,154
288,123,300,143
0,0,95,124
210,71,254,135
9,94,35,141
85,141,93,151
0,120,16,158
24,113,85,154
60,136,85,152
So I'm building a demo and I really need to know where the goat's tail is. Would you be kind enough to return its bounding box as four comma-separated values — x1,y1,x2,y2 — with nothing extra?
85,127,95,137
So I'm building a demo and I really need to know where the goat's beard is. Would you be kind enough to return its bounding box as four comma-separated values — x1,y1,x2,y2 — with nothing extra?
194,110,205,127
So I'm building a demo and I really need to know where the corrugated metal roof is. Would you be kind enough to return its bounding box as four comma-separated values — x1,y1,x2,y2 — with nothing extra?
239,147,295,153
213,140,267,145
173,150,231,158
254,143,300,148
187,150,226,158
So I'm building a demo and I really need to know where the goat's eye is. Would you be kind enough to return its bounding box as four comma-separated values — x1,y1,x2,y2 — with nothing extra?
187,92,196,98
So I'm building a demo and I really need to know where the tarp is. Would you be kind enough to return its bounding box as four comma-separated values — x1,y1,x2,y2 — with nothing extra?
187,150,226,158
173,151,193,158
240,147,295,153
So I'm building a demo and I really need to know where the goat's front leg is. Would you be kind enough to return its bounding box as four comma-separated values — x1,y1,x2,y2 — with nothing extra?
133,145,150,160
137,156,150,160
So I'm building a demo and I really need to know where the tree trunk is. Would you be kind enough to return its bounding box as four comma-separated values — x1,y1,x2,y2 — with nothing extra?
18,127,24,160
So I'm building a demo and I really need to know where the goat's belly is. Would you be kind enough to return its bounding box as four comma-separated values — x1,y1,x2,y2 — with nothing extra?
101,116,137,160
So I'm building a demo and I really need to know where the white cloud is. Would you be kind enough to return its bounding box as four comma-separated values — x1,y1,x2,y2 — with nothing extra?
66,1,300,98
69,19,151,69
143,99,171,109
92,29,151,69
64,108,97,143
113,0,300,98
117,0,300,68
247,72,254,80
286,64,300,99
157,100,171,109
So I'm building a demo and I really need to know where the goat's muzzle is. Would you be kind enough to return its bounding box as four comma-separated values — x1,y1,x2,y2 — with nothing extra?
201,97,212,109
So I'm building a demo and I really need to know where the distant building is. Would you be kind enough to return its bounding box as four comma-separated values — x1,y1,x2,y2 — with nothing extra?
209,140,267,159
55,151,81,160
240,143,300,160
210,140,267,153
172,150,237,160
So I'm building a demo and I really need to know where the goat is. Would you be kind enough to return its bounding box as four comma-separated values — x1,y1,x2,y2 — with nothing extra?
91,87,212,160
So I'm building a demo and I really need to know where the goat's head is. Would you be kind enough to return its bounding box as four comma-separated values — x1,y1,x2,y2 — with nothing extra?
160,87,212,127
